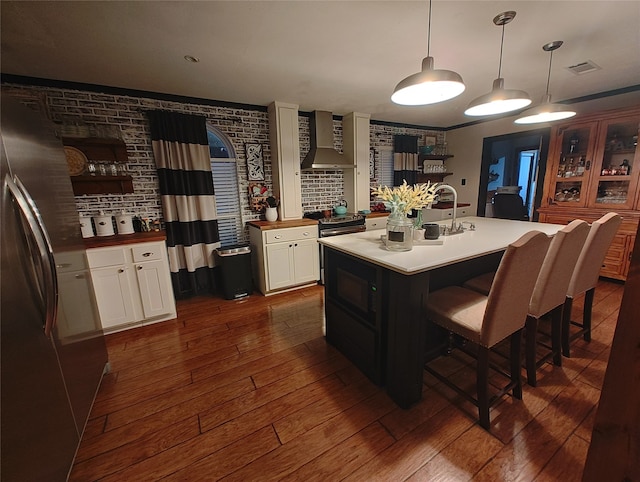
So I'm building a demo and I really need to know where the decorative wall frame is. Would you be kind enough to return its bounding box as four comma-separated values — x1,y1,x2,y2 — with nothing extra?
245,143,265,181
424,135,437,148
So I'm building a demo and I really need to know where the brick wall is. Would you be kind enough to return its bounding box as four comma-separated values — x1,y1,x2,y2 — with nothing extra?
3,83,443,239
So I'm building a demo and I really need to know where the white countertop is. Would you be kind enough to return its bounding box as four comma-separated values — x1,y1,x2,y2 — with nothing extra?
318,216,564,275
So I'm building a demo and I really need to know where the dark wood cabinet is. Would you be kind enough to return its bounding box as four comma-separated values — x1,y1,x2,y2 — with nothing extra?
538,106,640,280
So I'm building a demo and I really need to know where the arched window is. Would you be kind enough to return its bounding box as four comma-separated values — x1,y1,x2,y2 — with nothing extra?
207,126,242,246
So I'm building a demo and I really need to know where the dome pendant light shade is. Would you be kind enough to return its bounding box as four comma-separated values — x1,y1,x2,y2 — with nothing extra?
391,56,466,105
391,0,465,106
465,78,532,116
464,11,531,117
515,41,576,124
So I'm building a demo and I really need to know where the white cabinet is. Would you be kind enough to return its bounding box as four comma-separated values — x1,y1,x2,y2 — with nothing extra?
421,206,470,222
343,112,371,212
365,215,388,231
249,224,319,295
268,101,302,221
55,250,103,340
86,241,176,332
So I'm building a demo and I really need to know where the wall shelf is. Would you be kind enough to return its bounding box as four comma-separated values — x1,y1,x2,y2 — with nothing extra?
70,175,133,196
419,154,454,161
62,137,129,163
63,137,132,195
417,172,453,183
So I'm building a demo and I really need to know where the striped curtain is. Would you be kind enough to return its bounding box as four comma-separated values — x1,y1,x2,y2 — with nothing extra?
148,110,220,299
393,135,419,186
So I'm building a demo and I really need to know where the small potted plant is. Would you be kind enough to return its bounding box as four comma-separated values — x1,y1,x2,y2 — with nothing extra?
264,196,279,221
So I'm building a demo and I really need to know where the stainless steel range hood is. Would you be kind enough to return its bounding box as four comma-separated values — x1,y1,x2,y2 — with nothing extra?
301,111,354,170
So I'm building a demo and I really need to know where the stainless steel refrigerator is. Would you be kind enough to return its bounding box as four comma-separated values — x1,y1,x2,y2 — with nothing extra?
1,92,109,481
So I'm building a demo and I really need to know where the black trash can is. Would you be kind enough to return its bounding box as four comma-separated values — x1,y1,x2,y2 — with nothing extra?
215,244,253,300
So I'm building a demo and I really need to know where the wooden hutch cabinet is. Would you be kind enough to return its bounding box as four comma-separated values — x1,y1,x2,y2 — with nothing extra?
538,106,640,280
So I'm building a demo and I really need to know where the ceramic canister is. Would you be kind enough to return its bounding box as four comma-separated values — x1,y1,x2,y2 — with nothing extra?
93,214,115,237
79,215,94,238
115,212,134,235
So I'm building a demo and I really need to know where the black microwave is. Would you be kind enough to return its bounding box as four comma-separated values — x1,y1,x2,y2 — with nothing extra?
325,250,379,327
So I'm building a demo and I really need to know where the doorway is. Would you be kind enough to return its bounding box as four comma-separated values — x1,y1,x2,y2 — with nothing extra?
477,129,551,221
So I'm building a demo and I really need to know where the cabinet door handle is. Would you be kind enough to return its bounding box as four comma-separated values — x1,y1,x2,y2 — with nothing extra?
142,252,153,257
274,235,282,240
585,160,591,170
118,268,125,273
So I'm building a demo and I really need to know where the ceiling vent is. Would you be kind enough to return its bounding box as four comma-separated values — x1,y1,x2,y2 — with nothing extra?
566,60,601,75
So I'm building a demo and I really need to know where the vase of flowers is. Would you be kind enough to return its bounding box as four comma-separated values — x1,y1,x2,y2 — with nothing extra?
372,180,438,251
264,196,279,222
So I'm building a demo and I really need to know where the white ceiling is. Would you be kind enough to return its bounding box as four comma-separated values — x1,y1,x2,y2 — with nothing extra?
2,1,639,128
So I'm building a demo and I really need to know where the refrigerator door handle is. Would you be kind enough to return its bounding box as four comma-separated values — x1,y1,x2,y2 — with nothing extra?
4,173,59,336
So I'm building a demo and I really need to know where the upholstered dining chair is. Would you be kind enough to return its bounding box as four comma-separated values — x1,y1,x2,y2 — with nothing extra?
562,212,622,357
424,230,550,430
462,220,591,386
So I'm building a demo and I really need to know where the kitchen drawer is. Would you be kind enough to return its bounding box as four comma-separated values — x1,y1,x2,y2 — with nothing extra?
86,247,126,268
265,226,317,244
54,250,89,273
441,207,470,218
131,242,164,262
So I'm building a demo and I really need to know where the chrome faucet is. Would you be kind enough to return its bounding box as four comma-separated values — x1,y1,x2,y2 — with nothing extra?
435,184,464,235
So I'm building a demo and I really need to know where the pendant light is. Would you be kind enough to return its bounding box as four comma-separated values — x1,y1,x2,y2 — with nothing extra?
515,41,576,124
464,11,531,116
391,0,465,106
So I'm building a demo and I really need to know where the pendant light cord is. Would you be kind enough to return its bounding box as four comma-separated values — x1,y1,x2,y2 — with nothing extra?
426,0,432,57
545,50,553,95
497,22,505,78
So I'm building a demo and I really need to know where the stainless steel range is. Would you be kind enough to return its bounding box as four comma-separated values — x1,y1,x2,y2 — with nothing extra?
303,212,366,282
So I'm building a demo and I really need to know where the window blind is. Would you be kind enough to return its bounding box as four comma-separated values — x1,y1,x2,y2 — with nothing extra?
211,158,242,246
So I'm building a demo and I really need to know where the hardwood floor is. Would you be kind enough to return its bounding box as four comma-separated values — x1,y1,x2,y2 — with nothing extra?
70,279,624,481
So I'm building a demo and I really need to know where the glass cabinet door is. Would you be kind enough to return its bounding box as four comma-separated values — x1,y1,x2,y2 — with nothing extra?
549,123,597,207
590,115,640,209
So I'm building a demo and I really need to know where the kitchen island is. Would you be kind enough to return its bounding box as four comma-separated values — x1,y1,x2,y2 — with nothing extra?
318,216,563,408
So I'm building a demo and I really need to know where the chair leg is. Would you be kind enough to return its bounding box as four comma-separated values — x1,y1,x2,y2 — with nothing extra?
477,346,490,430
551,305,562,366
510,330,523,399
583,288,594,342
525,315,538,387
562,297,573,357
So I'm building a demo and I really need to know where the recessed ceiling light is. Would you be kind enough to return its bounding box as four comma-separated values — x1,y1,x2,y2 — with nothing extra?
184,55,200,63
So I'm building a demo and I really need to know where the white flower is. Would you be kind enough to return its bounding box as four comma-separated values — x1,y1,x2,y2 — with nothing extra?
371,180,439,215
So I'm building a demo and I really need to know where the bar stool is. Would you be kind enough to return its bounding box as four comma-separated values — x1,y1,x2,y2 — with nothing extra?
424,231,550,430
462,220,590,386
562,212,622,357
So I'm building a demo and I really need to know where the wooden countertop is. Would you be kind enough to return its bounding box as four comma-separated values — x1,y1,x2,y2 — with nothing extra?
83,231,166,249
431,202,471,209
365,211,390,218
247,218,319,230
